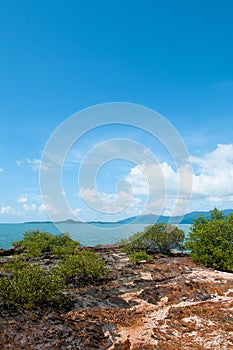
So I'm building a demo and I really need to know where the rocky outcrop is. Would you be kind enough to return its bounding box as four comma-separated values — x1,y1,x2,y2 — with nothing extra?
0,246,232,349
0,246,24,257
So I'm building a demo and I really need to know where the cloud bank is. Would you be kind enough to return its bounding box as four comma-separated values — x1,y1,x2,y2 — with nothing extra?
1,144,233,220
79,144,233,217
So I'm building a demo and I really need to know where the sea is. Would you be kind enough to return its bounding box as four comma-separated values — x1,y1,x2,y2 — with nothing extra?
0,223,191,250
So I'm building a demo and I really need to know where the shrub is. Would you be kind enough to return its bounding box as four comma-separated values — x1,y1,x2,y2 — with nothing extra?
13,231,80,257
185,208,233,272
55,250,109,284
123,223,185,254
119,231,144,247
129,251,153,263
0,262,65,310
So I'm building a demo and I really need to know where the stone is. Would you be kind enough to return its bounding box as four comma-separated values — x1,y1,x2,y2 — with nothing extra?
0,246,232,349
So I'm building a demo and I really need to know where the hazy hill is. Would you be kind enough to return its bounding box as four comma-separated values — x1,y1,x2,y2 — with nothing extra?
117,209,233,224
24,209,233,225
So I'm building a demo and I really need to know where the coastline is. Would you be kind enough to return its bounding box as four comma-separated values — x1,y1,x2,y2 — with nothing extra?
0,223,192,250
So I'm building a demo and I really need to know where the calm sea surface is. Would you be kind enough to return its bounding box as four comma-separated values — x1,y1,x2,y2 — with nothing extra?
0,223,191,249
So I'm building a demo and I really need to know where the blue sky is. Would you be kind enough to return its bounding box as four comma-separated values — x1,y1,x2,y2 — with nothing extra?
0,0,233,222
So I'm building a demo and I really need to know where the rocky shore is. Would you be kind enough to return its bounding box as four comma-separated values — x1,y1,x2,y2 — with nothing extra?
0,245,233,349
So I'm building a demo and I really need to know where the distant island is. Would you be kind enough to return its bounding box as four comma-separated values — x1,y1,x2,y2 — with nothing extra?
24,219,81,224
24,208,233,225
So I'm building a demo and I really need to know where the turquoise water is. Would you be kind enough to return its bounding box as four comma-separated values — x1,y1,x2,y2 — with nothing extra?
0,223,191,249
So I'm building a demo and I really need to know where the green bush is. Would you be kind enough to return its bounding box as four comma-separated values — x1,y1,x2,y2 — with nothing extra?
119,231,144,247
0,262,65,310
55,250,109,284
129,251,153,263
0,233,110,310
122,223,185,254
13,231,80,257
185,208,233,272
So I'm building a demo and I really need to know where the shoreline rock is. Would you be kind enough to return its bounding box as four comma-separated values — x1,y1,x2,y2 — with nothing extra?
0,246,232,349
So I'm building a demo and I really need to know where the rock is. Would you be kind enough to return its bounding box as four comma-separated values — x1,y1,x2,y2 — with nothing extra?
0,247,16,256
0,247,233,349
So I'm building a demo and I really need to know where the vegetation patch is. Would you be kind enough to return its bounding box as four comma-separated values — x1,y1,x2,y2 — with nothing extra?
129,251,153,263
0,261,65,310
185,208,233,272
0,231,110,310
13,230,80,258
121,223,185,254
55,250,110,285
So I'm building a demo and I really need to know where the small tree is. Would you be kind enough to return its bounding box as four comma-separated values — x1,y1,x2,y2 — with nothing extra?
0,262,65,310
185,208,233,272
123,223,185,254
55,251,109,285
13,231,80,257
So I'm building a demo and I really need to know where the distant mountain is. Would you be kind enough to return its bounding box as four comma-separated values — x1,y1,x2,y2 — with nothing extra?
24,219,81,224
23,221,52,224
117,209,233,225
23,209,233,225
56,219,81,224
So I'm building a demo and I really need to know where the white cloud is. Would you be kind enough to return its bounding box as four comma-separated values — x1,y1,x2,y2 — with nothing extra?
73,207,82,214
128,144,233,201
78,154,191,217
125,162,179,196
191,144,233,198
99,143,233,215
38,203,58,215
28,159,41,171
0,168,4,173
23,203,37,212
69,207,82,217
12,143,233,220
207,195,233,203
17,158,50,171
16,160,23,166
80,187,141,215
26,158,44,171
0,206,16,215
17,196,28,203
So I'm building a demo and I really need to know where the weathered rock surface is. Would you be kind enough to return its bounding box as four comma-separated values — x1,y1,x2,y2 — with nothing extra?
0,246,233,349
